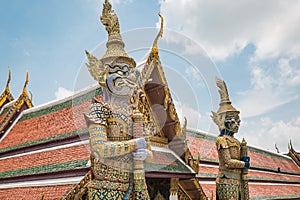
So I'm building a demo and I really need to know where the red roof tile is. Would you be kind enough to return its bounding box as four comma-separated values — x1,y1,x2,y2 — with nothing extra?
0,145,90,172
201,183,300,200
0,185,73,200
249,184,300,198
0,100,91,149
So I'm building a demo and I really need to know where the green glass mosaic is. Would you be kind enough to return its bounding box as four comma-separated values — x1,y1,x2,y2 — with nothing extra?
251,194,300,200
0,159,89,178
186,130,216,142
0,105,12,117
249,176,300,184
197,172,216,178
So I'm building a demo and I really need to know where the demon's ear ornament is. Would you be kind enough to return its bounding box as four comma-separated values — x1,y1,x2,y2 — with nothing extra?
211,111,226,131
85,50,107,87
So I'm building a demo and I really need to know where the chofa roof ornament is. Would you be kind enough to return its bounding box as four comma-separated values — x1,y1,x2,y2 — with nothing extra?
86,0,136,86
147,13,164,64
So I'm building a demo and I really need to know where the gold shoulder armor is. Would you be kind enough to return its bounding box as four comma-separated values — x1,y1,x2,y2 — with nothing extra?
216,136,229,150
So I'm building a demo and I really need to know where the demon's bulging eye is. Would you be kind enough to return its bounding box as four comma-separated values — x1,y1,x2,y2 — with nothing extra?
122,65,129,71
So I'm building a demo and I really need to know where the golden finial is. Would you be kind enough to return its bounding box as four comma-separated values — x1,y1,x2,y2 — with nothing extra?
148,13,164,63
25,70,29,85
152,13,164,55
241,138,247,146
6,68,11,87
290,139,293,150
0,68,13,106
22,70,29,96
275,144,280,153
3,68,12,95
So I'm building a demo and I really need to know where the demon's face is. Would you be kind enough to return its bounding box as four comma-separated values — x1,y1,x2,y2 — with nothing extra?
105,61,139,98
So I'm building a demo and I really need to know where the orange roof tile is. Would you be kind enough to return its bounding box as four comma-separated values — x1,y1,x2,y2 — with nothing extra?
0,185,73,200
0,145,90,172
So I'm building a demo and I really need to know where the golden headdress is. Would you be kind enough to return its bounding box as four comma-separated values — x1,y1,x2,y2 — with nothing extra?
211,77,239,130
86,0,136,85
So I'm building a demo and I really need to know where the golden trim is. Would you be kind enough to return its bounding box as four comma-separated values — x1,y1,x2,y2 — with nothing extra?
149,136,168,146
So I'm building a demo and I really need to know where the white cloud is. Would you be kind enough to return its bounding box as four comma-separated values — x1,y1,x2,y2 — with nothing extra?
159,0,300,61
174,101,201,129
236,58,300,118
161,30,208,57
55,87,74,100
110,0,134,5
240,117,300,152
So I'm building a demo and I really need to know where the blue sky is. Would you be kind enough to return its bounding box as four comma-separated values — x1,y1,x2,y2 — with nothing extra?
1,0,300,153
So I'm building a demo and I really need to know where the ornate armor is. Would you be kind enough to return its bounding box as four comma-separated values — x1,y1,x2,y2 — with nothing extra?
216,135,245,200
86,101,137,200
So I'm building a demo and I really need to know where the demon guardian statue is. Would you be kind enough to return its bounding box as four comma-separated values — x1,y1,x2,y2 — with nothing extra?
211,78,250,200
85,0,152,199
